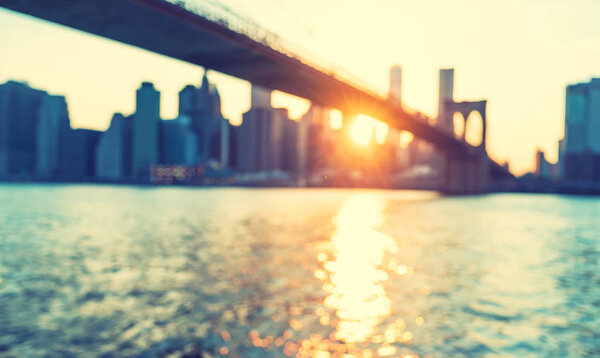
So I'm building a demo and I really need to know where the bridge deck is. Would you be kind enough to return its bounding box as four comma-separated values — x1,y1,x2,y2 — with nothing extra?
1,0,508,164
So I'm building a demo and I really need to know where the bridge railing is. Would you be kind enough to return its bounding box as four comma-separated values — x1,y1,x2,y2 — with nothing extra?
167,0,442,128
167,0,386,99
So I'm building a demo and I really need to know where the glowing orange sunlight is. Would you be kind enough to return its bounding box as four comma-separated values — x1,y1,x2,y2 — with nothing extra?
399,131,414,149
349,114,389,146
329,109,343,130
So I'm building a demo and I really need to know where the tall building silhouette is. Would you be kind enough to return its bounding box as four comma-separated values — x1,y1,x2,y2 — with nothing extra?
36,95,70,178
251,84,271,109
132,82,160,181
237,85,298,174
95,113,131,181
178,72,226,163
389,65,402,104
437,68,455,133
58,128,101,180
559,78,600,181
302,105,335,178
0,81,47,177
219,118,230,167
535,149,555,179
160,115,198,165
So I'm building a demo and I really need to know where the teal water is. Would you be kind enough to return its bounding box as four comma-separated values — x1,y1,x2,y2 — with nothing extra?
0,184,599,357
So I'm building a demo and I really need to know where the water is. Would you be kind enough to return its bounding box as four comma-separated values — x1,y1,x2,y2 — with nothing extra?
0,185,599,357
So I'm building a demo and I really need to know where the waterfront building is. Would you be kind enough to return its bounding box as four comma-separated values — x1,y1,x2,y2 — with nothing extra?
0,81,47,178
220,118,230,167
95,113,132,181
251,84,271,109
437,68,455,134
301,105,335,178
178,73,227,163
36,95,70,179
389,65,402,105
387,66,434,174
59,128,101,180
227,124,240,170
237,85,298,174
559,78,600,182
132,82,160,181
535,150,556,179
160,115,198,166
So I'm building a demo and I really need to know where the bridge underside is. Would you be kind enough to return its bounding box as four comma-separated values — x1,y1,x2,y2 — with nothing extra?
1,0,513,192
1,0,470,152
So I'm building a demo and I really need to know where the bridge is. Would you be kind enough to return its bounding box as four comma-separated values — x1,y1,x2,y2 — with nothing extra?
0,0,513,194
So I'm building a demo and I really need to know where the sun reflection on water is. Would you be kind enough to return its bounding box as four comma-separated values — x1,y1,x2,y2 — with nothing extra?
323,194,397,343
294,194,415,357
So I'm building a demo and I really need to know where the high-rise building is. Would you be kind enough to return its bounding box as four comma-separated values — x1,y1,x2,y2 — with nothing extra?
387,66,434,173
160,115,198,166
437,68,455,133
236,85,299,174
251,85,271,109
95,113,132,181
535,150,556,179
0,81,47,177
132,82,160,181
301,105,335,177
220,118,230,167
237,108,286,172
282,117,299,175
389,65,402,104
59,128,101,180
36,95,70,178
559,78,600,182
178,72,226,163
562,79,600,154
228,124,240,170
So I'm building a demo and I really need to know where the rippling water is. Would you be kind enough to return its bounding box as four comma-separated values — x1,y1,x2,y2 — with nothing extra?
1,184,599,357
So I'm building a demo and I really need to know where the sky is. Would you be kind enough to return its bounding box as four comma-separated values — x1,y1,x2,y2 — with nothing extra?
1,0,600,175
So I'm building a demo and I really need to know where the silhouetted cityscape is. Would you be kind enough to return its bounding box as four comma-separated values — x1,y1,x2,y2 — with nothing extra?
0,69,442,188
2,70,600,192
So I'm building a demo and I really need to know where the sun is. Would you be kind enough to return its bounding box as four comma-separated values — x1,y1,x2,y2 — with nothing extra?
349,114,389,146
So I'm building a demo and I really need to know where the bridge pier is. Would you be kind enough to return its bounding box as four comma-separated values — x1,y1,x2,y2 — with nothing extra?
443,150,489,195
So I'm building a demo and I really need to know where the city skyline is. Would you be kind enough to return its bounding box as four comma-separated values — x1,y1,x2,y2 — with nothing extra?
2,1,600,175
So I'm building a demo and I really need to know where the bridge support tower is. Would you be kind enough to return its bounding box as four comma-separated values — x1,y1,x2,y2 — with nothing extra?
441,99,489,195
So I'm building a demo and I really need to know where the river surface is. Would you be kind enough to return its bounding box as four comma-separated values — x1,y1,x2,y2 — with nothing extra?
0,184,599,357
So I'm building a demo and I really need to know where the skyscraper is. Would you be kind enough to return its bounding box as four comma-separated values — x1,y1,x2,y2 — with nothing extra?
0,81,47,177
237,85,298,174
251,85,271,109
559,78,600,181
389,65,402,104
95,113,131,181
437,68,455,133
220,118,230,167
178,72,226,163
301,105,335,177
535,149,555,179
238,108,287,172
58,128,101,180
132,82,160,181
160,115,198,166
36,95,70,178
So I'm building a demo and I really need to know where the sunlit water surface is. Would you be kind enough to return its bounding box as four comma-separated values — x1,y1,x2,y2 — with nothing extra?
1,185,599,357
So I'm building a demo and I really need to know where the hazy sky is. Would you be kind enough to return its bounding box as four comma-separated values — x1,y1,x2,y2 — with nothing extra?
1,0,600,175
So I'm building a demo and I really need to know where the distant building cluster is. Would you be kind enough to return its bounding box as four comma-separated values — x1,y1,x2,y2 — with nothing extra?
0,80,99,180
0,75,231,184
0,68,435,187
